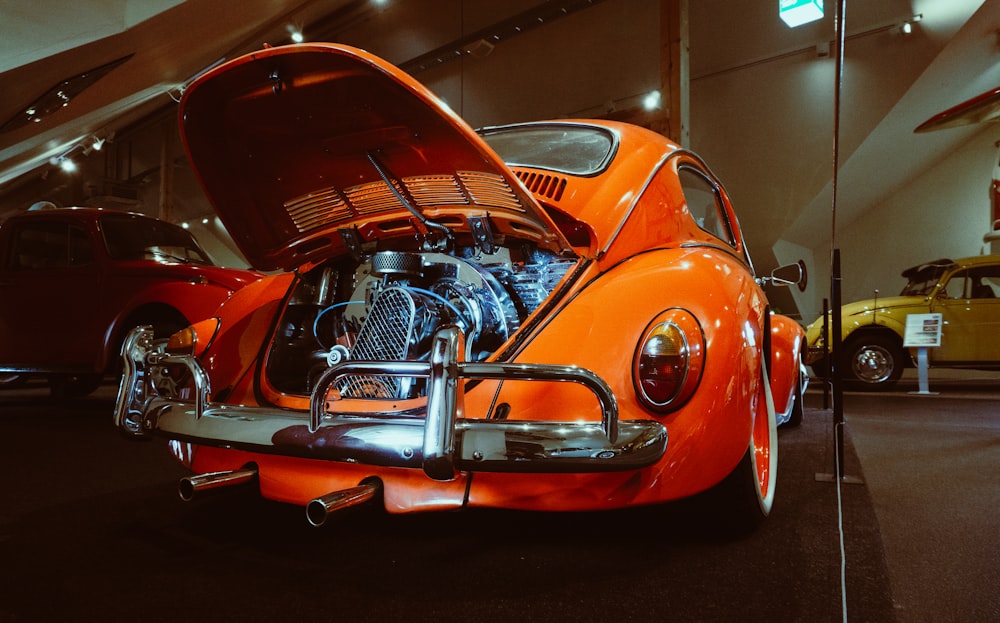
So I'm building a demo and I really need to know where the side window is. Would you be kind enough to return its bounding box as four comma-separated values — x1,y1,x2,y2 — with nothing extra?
941,270,968,299
10,223,93,270
969,265,1000,298
678,166,735,247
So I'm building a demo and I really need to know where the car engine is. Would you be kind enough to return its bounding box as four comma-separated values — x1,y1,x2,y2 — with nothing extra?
265,245,577,397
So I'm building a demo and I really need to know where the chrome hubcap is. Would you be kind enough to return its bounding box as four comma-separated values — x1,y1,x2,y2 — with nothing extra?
852,345,894,384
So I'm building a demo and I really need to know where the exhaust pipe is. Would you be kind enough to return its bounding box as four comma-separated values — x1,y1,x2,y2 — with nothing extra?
306,482,381,527
178,468,258,502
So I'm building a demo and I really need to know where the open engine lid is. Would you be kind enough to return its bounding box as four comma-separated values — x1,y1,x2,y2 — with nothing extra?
179,43,573,272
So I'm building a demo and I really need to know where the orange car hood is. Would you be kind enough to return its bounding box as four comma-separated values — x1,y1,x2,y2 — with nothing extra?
178,43,572,272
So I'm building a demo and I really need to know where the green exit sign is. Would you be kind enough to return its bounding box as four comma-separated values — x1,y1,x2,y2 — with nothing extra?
780,0,824,27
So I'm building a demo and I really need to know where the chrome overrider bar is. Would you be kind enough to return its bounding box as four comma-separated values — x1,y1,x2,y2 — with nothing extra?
114,326,668,481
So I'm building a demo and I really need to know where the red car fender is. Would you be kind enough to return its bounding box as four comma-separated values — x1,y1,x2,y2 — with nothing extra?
199,272,296,404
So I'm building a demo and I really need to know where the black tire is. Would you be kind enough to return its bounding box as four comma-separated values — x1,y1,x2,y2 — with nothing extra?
842,332,905,390
694,448,770,538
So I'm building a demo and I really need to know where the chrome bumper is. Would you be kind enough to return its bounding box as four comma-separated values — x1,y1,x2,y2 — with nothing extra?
115,326,667,480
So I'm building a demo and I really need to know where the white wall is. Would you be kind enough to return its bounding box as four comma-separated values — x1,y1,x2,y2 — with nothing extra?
837,125,1000,306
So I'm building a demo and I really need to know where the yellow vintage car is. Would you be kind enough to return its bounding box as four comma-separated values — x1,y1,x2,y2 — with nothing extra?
805,255,1000,388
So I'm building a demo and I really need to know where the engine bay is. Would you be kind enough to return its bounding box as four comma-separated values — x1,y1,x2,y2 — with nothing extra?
265,242,578,397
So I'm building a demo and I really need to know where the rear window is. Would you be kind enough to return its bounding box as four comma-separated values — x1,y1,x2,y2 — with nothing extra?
479,125,616,176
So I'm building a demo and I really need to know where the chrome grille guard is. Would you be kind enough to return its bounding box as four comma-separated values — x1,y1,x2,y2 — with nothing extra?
115,326,668,480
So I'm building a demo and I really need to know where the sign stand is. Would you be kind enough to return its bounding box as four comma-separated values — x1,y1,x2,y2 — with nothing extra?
910,347,937,395
903,313,942,396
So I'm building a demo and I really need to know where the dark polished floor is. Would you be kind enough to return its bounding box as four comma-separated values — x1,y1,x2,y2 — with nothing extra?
830,369,1000,623
0,371,995,622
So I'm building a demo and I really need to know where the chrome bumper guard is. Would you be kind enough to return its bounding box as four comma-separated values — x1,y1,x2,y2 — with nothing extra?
115,326,667,481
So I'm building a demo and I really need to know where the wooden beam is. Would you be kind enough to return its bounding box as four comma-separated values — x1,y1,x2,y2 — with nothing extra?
659,0,689,146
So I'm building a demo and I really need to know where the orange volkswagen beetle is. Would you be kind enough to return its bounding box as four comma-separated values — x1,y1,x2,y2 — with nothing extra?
115,44,805,530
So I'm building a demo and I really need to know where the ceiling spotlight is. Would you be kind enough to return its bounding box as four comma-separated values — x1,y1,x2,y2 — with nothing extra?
91,136,105,151
286,24,304,43
59,158,77,173
896,13,923,35
643,90,662,112
898,15,921,35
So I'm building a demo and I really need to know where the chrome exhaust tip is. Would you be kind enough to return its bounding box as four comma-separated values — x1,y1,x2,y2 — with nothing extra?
178,468,258,502
306,481,381,527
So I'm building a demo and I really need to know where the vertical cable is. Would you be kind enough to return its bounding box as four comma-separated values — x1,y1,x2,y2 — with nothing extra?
831,2,849,622
830,0,846,255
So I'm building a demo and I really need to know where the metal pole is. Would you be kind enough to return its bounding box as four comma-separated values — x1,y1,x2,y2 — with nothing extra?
822,297,830,409
831,250,845,478
830,0,847,480
816,0,860,487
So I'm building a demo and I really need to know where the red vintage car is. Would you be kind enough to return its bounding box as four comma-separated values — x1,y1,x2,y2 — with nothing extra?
0,207,259,396
115,43,806,531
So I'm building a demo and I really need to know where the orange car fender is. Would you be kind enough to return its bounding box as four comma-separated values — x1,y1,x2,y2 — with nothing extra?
199,272,296,403
470,247,767,506
769,314,806,416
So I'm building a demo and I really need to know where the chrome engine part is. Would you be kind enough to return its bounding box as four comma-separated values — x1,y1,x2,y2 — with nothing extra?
265,245,577,396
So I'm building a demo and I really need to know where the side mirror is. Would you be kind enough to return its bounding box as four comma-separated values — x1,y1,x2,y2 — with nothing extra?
760,261,807,290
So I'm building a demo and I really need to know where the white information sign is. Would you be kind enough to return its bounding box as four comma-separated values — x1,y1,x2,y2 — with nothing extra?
903,313,942,348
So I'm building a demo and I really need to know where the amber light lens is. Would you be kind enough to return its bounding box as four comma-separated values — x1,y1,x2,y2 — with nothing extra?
634,311,704,412
166,318,220,358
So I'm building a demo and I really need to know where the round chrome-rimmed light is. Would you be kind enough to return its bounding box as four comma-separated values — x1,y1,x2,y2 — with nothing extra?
633,309,705,413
